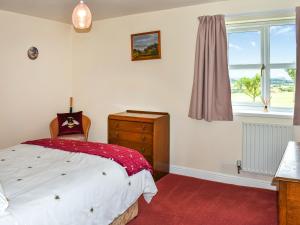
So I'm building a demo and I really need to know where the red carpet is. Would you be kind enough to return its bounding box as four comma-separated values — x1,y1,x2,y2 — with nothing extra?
129,174,277,225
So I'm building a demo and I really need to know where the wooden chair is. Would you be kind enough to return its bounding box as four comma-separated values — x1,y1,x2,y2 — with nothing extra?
49,115,91,141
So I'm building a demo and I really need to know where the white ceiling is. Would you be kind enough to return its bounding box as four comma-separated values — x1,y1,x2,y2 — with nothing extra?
0,0,226,24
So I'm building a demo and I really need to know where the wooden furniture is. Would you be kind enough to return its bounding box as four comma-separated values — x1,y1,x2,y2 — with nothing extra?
274,142,300,225
108,110,170,180
110,201,138,225
49,115,91,141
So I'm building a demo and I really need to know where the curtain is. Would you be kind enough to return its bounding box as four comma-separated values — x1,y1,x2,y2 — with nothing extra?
294,7,300,125
189,15,233,122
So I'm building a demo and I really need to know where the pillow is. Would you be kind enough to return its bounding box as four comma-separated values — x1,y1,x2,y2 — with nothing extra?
0,183,8,215
57,111,84,136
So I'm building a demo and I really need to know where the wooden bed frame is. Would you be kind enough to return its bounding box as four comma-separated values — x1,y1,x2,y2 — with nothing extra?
110,201,138,225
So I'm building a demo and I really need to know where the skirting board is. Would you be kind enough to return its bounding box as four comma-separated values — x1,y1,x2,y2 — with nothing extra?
170,165,276,191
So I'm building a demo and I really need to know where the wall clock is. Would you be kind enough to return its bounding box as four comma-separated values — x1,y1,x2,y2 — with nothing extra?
27,47,39,60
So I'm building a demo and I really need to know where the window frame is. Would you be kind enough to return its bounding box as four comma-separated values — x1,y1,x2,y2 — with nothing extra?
227,19,296,113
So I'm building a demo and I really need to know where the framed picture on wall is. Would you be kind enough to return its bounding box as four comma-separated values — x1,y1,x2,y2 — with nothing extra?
131,30,161,61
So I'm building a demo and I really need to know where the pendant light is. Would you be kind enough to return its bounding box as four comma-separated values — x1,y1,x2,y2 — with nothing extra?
72,0,92,29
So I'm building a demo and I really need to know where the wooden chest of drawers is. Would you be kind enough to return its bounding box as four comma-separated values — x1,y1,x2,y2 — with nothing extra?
108,110,170,180
274,142,300,225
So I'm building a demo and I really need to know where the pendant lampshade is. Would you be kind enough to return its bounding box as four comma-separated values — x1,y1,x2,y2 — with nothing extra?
72,0,92,29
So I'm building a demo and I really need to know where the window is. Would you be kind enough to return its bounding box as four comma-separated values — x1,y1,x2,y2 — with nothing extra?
227,20,296,112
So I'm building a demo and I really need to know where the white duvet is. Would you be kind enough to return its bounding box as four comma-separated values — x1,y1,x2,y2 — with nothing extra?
0,144,157,225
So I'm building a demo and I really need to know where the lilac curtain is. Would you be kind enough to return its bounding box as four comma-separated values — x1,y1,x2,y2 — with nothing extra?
294,7,300,125
189,15,233,122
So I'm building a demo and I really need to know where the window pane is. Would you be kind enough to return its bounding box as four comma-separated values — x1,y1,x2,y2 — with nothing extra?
270,24,296,64
270,68,295,108
228,31,261,65
230,69,262,104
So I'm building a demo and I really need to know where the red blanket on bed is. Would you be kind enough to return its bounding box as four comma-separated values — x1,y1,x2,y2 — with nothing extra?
23,138,153,176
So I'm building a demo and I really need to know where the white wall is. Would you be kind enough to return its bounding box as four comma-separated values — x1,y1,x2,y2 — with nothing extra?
72,0,300,179
0,10,72,148
1,0,299,180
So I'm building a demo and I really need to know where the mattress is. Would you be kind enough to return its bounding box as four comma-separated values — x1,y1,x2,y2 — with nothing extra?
0,143,157,225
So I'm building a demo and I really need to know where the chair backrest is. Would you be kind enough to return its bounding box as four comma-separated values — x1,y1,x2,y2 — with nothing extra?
49,115,91,141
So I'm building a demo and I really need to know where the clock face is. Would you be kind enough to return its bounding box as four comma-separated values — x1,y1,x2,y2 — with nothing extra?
27,47,39,60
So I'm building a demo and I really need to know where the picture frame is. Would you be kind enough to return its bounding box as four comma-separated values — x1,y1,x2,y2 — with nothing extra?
131,30,161,61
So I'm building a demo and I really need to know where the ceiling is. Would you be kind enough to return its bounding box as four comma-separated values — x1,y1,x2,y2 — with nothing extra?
0,0,226,24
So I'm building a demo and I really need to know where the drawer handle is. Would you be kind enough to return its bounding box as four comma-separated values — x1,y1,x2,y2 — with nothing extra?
142,125,147,130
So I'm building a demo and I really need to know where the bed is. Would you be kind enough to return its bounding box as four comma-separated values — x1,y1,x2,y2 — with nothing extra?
0,139,157,225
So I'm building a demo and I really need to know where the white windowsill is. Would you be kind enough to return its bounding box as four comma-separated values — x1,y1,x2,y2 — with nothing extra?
234,110,293,119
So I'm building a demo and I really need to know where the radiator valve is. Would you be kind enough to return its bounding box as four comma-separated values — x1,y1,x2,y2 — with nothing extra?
236,160,242,174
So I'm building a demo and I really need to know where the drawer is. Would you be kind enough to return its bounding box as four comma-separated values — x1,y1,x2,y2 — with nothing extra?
109,130,153,144
109,140,153,156
108,139,153,165
109,119,153,134
286,182,300,224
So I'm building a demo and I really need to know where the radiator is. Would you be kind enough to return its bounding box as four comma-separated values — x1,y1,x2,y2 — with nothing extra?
242,122,293,175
